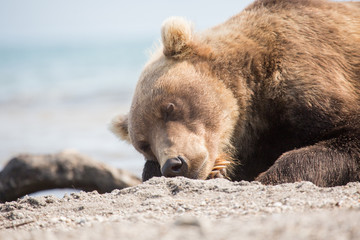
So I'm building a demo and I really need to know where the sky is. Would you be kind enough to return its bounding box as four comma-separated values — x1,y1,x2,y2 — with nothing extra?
0,0,253,44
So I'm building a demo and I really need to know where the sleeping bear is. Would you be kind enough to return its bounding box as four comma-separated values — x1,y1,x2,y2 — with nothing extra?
111,0,360,187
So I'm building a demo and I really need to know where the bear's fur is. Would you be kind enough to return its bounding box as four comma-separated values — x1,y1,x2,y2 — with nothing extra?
111,0,360,187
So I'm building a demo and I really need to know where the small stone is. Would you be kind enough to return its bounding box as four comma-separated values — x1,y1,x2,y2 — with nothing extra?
111,189,120,195
45,196,56,204
90,190,99,195
2,203,16,212
176,207,185,213
76,206,85,211
174,216,202,227
75,218,86,225
38,221,46,228
63,194,71,201
6,211,24,220
20,196,46,207
71,193,80,199
335,201,343,207
17,212,25,219
59,216,68,222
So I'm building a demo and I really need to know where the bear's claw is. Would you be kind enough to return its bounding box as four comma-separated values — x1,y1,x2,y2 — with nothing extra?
208,159,230,179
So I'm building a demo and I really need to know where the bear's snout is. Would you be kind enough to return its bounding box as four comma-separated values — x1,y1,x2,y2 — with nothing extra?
161,156,188,177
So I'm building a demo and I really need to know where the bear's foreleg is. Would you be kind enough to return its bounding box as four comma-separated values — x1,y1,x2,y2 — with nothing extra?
255,131,360,187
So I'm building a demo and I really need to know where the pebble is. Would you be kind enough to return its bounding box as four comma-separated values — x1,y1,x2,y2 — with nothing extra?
1,178,360,238
45,196,57,204
6,211,25,220
75,218,86,225
59,216,71,223
173,215,202,227
111,189,121,195
71,193,80,199
176,207,185,213
20,196,46,207
75,206,85,211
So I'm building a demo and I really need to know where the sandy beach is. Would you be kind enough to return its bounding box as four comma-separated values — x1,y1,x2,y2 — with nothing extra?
1,177,360,240
2,1,360,239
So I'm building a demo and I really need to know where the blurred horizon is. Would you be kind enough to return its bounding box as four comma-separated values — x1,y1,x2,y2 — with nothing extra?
0,0,250,46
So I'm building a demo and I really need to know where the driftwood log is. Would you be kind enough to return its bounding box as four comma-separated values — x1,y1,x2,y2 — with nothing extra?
0,151,141,202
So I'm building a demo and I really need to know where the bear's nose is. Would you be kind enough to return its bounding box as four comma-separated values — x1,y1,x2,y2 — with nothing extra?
161,156,187,177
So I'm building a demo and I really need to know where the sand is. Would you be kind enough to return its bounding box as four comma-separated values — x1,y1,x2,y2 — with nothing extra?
1,177,360,240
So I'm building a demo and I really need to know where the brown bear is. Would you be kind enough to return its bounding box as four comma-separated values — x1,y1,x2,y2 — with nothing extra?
111,0,360,187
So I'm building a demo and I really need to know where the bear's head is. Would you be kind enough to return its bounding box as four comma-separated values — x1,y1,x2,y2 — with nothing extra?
111,17,239,180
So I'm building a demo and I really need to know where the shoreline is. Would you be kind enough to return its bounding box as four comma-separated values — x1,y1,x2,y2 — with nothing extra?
1,177,360,239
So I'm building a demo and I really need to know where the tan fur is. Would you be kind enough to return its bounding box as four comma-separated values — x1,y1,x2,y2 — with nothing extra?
161,17,193,58
109,114,131,143
123,59,239,179
112,0,360,183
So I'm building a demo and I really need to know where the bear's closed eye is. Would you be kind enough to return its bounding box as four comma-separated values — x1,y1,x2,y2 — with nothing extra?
138,141,151,153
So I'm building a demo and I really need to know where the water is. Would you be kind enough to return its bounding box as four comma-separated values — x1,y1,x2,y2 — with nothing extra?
0,38,156,178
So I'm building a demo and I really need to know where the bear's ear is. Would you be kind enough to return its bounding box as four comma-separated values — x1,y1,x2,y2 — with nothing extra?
161,17,195,59
109,114,131,143
161,17,213,59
